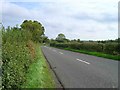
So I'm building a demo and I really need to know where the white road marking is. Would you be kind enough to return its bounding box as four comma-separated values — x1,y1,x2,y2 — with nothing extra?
59,52,63,54
76,58,90,64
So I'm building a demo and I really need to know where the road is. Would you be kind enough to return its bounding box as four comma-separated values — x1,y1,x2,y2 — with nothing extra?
41,46,118,88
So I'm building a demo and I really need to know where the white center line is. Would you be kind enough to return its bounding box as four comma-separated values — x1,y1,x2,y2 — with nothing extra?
59,52,63,54
76,58,90,64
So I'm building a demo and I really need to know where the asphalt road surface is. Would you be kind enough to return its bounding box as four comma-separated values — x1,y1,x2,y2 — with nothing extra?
41,46,118,88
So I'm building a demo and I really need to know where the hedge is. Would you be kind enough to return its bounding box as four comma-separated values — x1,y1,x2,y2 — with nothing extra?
2,29,36,89
50,42,119,55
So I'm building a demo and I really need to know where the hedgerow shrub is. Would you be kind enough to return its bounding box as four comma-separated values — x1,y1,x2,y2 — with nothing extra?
2,28,32,45
2,42,32,88
50,42,119,55
2,28,36,89
50,43,68,48
103,43,119,55
68,43,104,52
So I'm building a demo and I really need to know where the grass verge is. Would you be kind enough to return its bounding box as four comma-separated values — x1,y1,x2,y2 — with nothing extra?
22,43,55,88
64,48,120,61
52,47,119,61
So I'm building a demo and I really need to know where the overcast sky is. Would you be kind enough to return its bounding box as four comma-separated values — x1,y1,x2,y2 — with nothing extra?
0,0,119,40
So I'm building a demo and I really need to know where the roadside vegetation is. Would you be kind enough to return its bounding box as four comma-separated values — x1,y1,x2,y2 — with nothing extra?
1,19,119,89
22,44,55,88
50,34,120,60
1,20,55,89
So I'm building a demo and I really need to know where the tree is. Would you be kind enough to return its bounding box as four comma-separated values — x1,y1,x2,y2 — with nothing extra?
56,33,65,40
21,20,45,42
56,33,66,43
71,39,77,42
50,39,57,43
40,35,49,44
77,39,80,43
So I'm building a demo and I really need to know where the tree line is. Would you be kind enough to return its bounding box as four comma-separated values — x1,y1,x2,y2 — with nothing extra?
49,33,120,57
49,33,119,44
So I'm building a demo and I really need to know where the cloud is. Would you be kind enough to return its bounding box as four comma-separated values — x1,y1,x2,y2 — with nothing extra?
1,0,119,40
72,12,117,23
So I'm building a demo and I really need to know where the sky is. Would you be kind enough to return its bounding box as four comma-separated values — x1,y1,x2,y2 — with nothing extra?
0,0,119,40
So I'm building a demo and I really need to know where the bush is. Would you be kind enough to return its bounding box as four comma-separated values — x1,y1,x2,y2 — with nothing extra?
2,29,32,45
2,29,35,89
2,42,32,88
50,42,119,55
103,43,119,55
